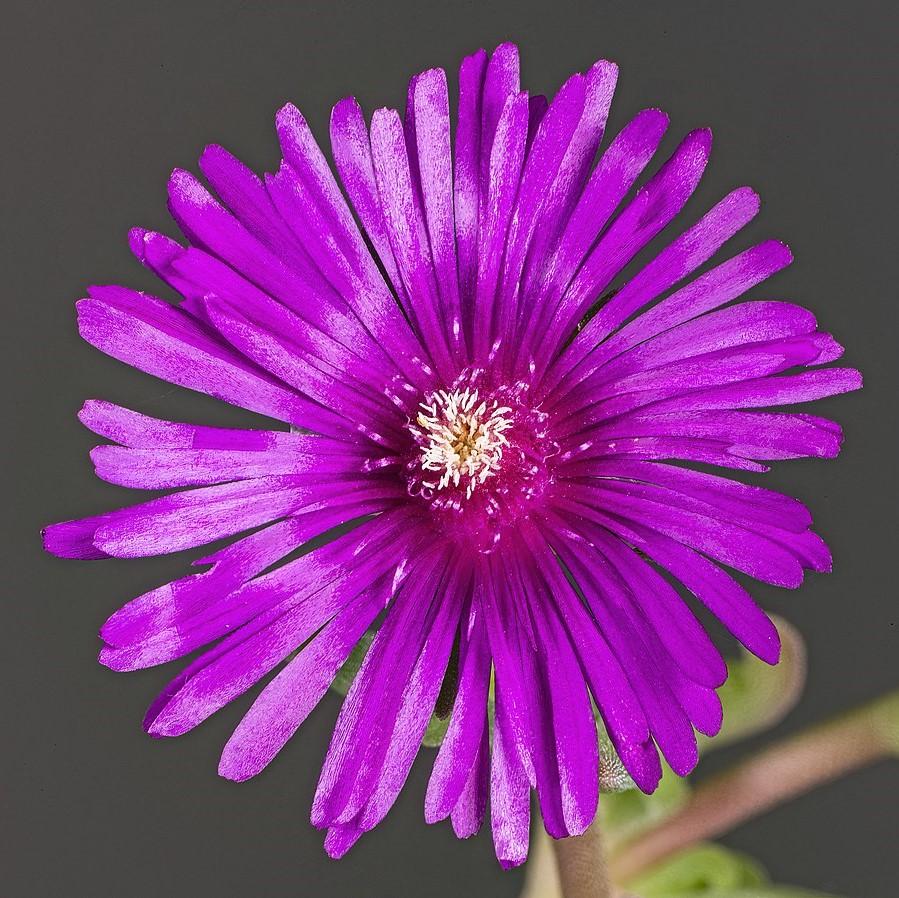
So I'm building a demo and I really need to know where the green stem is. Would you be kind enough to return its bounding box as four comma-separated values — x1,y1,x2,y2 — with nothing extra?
610,690,899,884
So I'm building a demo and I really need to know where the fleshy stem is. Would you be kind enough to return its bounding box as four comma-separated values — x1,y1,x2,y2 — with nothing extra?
610,690,899,883
551,820,614,898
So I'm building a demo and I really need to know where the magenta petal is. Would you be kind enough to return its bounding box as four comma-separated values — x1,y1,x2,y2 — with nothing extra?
91,444,359,489
311,549,450,828
218,585,384,781
409,68,465,358
579,186,761,349
614,518,781,664
545,128,713,368
493,72,588,347
472,91,529,357
369,108,457,380
555,539,698,774
530,107,669,329
331,96,410,308
490,682,532,869
100,515,318,647
44,44,860,871
449,725,490,839
322,823,363,860
425,598,491,823
571,514,727,688
518,60,618,309
453,48,488,333
79,400,297,451
143,521,414,736
89,477,318,558
43,513,114,559
525,575,599,832
76,288,327,430
353,569,467,833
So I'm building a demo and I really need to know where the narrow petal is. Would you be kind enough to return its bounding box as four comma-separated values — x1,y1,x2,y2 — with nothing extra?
369,107,455,379
574,513,780,663
99,505,392,656
218,585,385,781
311,549,450,827
425,598,491,823
100,515,327,647
76,287,331,431
520,536,599,833
90,444,366,489
352,567,468,832
565,240,793,386
453,48,488,323
588,409,844,462
545,129,713,371
409,68,464,357
472,92,529,357
143,519,415,735
556,538,699,775
330,96,408,305
575,186,761,349
78,400,300,450
550,510,725,687
449,725,490,838
519,535,658,792
530,107,669,332
490,682,531,869
650,367,862,412
493,73,588,345
518,61,618,310
562,488,806,587
94,475,389,558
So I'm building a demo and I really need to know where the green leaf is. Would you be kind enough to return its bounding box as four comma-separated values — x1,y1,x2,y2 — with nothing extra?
867,689,899,756
599,763,690,849
624,843,843,898
331,630,374,697
422,710,452,748
702,616,806,754
625,842,767,896
703,886,837,898
685,891,841,897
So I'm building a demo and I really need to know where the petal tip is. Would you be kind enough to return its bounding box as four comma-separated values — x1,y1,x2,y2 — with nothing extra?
497,851,528,870
275,102,304,132
691,126,714,153
733,185,761,211
773,238,794,265
42,520,109,560
217,752,254,783
128,227,149,259
330,95,361,123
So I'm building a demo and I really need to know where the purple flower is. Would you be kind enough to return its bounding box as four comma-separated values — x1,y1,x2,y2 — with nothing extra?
43,43,861,867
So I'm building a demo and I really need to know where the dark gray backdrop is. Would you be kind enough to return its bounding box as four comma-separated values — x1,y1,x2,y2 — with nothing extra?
3,1,897,896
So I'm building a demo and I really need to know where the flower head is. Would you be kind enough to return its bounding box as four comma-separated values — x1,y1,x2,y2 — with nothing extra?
43,43,861,867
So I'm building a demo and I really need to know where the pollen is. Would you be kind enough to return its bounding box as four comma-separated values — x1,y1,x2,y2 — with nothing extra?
411,387,513,499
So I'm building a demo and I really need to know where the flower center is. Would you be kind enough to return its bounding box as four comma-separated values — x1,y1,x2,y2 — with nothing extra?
411,387,513,499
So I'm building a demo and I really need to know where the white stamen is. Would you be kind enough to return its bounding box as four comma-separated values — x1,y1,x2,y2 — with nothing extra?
410,388,513,500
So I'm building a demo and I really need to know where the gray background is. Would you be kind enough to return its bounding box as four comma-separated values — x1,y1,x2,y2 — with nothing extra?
2,1,897,896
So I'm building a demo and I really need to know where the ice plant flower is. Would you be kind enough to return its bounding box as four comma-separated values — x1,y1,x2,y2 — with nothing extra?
43,43,861,867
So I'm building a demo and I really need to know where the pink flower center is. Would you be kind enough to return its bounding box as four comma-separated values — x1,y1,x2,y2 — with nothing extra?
410,387,514,499
404,375,559,549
